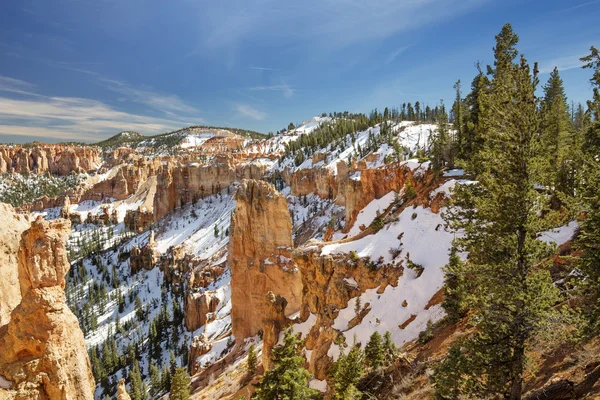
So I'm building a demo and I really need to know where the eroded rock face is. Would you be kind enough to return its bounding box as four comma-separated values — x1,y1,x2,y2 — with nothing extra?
0,204,30,328
229,180,302,342
292,245,403,380
116,379,131,400
153,157,266,221
184,291,220,332
0,144,101,176
130,231,159,274
262,292,293,370
124,207,154,233
0,216,95,399
189,333,213,375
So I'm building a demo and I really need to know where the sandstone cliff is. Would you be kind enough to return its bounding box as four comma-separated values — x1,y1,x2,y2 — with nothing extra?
0,217,95,399
0,144,101,176
293,245,403,379
0,204,30,327
229,180,302,343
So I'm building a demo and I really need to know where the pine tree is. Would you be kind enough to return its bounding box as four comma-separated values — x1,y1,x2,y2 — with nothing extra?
382,331,397,365
330,339,364,400
149,362,161,395
434,24,562,400
170,367,191,400
364,331,384,368
130,360,144,400
247,344,257,374
253,328,320,400
441,244,468,323
540,67,575,201
577,46,600,330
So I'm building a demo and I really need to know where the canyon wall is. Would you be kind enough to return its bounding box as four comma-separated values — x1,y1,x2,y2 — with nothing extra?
0,144,102,175
292,246,403,379
0,216,95,399
228,180,302,342
0,204,30,327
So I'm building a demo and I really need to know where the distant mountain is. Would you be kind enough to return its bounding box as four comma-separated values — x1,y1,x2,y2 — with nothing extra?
95,126,265,149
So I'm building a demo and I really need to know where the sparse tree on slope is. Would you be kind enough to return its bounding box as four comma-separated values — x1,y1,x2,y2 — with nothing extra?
247,344,257,374
330,338,364,400
170,367,191,400
364,331,384,368
434,23,561,400
130,360,144,400
253,328,320,400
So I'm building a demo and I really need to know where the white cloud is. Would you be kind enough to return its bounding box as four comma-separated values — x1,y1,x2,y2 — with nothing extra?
101,78,200,117
235,104,267,120
0,76,199,142
248,84,295,98
385,45,411,65
538,54,584,74
192,0,488,52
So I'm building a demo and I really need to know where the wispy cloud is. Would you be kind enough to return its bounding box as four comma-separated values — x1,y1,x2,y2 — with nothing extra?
560,0,600,12
248,84,295,98
385,45,411,65
250,66,276,71
235,104,267,120
191,0,488,54
101,78,200,117
538,54,585,74
0,76,200,142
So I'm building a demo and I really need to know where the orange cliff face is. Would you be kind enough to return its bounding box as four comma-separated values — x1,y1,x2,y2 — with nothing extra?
228,180,302,343
0,216,95,400
0,144,102,176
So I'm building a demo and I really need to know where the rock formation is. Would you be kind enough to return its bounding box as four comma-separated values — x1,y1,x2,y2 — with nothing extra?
124,207,154,233
229,180,302,342
0,144,101,175
262,292,293,370
116,379,131,400
184,291,220,332
292,245,403,379
0,204,30,327
0,216,95,399
130,231,159,274
189,333,213,375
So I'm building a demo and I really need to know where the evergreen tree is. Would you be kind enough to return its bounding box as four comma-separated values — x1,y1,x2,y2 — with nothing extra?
149,362,161,396
434,24,562,400
441,245,468,323
247,344,257,374
330,338,364,400
577,46,600,330
431,101,451,172
253,329,320,400
382,331,397,364
364,331,384,368
540,67,575,201
170,367,191,400
130,360,144,400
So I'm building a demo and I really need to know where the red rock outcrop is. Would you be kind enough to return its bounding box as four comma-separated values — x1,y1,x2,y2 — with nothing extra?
189,333,213,375
130,231,159,274
0,204,30,327
153,157,266,221
292,245,403,379
229,180,302,342
0,216,95,399
124,207,154,233
262,291,294,370
116,379,131,400
184,291,220,332
0,144,101,176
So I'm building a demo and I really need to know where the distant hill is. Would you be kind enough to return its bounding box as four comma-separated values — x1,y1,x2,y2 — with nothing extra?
95,126,265,149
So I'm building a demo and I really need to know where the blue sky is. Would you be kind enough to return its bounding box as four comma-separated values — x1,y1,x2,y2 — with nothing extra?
0,0,599,143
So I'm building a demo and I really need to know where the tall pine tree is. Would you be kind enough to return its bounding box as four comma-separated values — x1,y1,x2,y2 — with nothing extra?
434,24,561,400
